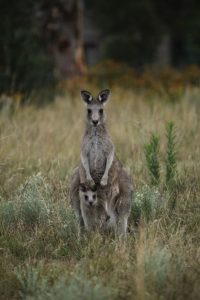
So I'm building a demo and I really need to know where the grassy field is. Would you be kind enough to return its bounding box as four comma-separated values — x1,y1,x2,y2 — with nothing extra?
0,86,200,299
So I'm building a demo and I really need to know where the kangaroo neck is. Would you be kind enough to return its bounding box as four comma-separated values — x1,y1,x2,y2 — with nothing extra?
85,122,107,136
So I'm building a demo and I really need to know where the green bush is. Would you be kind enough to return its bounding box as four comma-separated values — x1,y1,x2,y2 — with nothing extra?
40,277,113,300
145,122,178,188
15,265,48,299
131,185,164,223
144,246,172,290
145,134,160,186
18,174,51,227
0,174,52,229
16,265,113,300
0,201,18,229
165,122,177,186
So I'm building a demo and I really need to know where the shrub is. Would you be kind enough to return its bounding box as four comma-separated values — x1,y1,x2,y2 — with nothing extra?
144,246,171,290
15,265,48,299
165,122,177,186
145,134,160,186
17,173,51,227
0,174,52,230
40,276,113,300
144,122,178,188
16,265,113,300
0,201,18,229
131,185,164,223
58,203,79,239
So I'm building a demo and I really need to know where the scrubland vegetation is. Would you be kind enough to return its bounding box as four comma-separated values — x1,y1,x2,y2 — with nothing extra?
0,80,200,299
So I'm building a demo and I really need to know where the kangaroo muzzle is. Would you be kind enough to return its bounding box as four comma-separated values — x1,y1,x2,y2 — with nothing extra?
92,120,99,126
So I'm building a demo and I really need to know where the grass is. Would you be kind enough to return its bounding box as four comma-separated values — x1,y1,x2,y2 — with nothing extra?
0,86,200,299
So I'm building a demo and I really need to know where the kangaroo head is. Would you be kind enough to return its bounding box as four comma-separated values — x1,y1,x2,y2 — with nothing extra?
79,183,98,207
80,89,110,127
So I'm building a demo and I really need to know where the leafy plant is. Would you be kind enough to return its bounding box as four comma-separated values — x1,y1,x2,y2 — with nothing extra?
39,276,113,300
131,185,164,223
165,122,177,186
15,265,48,299
144,246,172,290
144,122,178,188
18,173,51,227
16,265,113,300
145,134,160,186
0,201,18,229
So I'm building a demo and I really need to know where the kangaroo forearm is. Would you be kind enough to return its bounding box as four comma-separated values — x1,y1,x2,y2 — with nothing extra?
79,164,86,183
103,147,114,177
81,153,92,180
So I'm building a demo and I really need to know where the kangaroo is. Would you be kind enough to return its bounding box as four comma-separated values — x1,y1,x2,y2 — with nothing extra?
69,170,109,233
98,161,133,236
80,89,114,187
69,89,133,236
70,163,133,235
69,166,84,231
79,183,109,232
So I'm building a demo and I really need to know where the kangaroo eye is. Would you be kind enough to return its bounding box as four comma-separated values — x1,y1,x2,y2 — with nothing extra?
85,195,88,201
93,194,96,199
99,109,103,114
87,109,92,114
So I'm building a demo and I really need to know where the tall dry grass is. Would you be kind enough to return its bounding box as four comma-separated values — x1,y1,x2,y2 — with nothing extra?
0,86,200,299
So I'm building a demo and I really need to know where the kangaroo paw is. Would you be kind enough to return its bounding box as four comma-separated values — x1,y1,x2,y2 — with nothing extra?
101,176,108,186
86,178,95,187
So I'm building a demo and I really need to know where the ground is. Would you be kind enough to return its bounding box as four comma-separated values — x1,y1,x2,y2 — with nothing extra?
0,86,200,299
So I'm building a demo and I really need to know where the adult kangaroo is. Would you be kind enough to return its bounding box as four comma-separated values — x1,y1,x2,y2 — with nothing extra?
80,89,114,187
70,89,133,236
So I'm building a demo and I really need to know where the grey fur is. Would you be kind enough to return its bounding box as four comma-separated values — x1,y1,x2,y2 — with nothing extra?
69,89,133,236
79,184,108,231
80,90,114,186
69,176,109,232
70,160,133,235
69,167,84,232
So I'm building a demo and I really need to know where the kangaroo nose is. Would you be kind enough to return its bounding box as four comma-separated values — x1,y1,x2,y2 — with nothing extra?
92,120,98,126
89,201,93,206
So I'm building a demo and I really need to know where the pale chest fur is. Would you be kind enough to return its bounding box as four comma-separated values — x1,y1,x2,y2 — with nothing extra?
83,130,111,183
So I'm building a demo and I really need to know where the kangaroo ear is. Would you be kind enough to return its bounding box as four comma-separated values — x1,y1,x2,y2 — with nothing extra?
97,89,110,104
80,90,93,104
79,183,86,192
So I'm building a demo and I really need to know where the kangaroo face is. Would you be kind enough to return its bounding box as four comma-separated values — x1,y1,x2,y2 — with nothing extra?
79,183,98,207
80,89,110,127
87,103,104,127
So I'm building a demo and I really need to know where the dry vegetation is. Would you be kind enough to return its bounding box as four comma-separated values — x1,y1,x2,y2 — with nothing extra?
0,85,200,299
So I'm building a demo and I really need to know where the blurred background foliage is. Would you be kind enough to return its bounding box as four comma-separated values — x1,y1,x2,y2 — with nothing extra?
0,0,56,103
86,0,200,67
1,0,200,103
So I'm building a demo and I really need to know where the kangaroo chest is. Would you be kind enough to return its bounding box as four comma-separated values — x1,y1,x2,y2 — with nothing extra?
87,135,107,183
